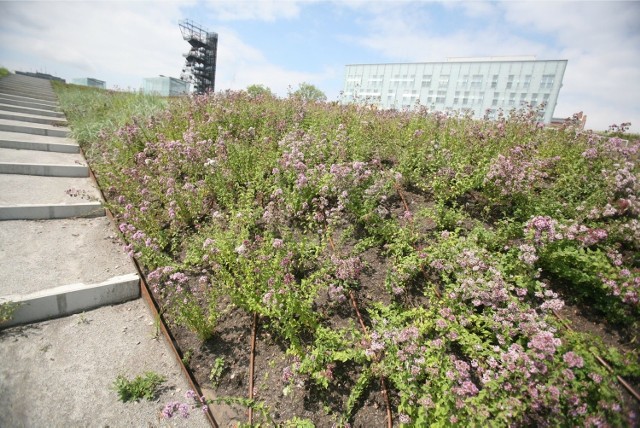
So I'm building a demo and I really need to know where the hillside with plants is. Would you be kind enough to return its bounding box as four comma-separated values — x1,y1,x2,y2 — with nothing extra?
54,82,639,427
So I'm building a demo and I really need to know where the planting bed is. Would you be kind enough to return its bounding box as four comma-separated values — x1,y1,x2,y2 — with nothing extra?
55,83,640,427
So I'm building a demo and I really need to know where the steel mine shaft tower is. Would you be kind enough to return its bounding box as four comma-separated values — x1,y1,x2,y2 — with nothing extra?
179,19,218,94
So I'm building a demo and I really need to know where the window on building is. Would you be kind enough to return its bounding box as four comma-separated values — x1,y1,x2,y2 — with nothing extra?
462,91,470,105
508,92,516,106
436,90,446,104
520,93,527,104
492,98,498,106
491,75,499,88
368,75,383,87
540,75,554,90
471,75,483,88
454,91,460,104
531,93,538,107
478,92,485,104
506,75,515,89
543,93,550,105
523,75,532,89
458,75,469,87
439,75,449,88
422,75,432,88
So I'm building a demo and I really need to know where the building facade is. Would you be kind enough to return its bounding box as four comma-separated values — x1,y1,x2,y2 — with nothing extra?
342,57,567,123
71,78,106,89
142,76,189,97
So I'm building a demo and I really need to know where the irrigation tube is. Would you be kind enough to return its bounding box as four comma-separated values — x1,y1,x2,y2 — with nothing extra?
84,157,219,428
248,312,258,425
348,290,394,428
329,235,394,427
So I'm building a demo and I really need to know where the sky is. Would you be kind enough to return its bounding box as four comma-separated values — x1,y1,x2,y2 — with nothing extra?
0,1,638,132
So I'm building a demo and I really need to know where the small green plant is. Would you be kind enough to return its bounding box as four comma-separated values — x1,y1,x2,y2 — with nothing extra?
0,301,20,324
182,349,194,368
76,312,90,325
112,371,166,402
209,357,226,387
0,67,10,79
151,313,162,340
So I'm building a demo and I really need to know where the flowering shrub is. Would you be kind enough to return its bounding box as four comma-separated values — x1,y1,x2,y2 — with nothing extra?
485,143,559,196
56,84,639,426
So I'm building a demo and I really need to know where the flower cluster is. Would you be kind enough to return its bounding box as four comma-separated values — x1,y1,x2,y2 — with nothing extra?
524,216,562,245
485,144,559,196
162,390,208,419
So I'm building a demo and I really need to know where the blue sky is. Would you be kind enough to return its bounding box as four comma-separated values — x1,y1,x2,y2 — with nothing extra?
1,1,639,132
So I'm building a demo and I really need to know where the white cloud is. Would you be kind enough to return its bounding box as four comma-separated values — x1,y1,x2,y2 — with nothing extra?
1,1,637,131
0,1,332,95
501,1,640,130
200,0,306,21
343,1,640,131
0,1,191,89
215,27,336,96
347,4,547,62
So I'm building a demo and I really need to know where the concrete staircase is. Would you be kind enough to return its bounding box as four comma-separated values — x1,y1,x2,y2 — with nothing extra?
0,74,139,326
0,74,211,427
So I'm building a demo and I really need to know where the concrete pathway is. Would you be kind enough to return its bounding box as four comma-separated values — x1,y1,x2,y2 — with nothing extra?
0,74,209,427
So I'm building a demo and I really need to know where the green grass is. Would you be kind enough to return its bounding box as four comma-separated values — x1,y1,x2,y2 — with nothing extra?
112,372,166,402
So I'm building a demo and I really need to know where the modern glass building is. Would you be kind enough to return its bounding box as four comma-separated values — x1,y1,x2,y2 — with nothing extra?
341,57,567,123
71,78,106,89
142,76,189,97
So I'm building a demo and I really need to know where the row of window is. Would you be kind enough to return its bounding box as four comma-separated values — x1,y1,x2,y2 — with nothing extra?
345,73,556,91
344,90,551,108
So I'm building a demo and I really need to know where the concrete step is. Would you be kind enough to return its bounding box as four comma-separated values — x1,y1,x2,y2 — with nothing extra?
0,74,56,89
0,174,104,220
0,102,66,118
0,94,59,111
0,118,69,138
0,148,87,177
0,299,210,427
0,79,55,90
0,87,58,103
0,203,104,220
0,82,56,97
0,274,139,327
0,217,137,299
0,78,55,90
0,81,57,97
0,110,67,127
0,131,79,153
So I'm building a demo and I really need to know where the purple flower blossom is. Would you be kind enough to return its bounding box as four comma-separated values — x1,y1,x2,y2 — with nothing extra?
398,413,411,424
162,401,180,419
525,216,561,245
518,244,538,265
295,173,308,189
331,255,362,281
527,331,561,356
